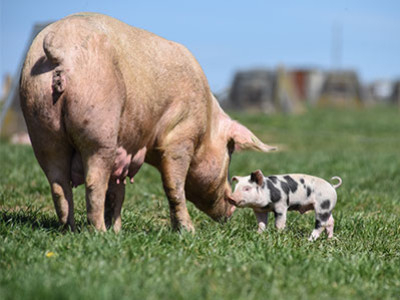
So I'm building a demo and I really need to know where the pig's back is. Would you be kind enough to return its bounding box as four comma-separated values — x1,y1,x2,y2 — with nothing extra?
21,13,210,151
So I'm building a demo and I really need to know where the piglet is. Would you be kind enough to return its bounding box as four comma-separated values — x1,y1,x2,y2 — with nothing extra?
229,170,342,241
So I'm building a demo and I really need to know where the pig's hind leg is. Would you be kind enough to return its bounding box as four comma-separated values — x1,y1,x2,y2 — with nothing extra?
30,135,76,231
64,55,125,231
47,154,76,231
71,116,119,233
309,210,332,241
80,149,115,232
325,215,335,239
71,110,120,232
105,181,125,233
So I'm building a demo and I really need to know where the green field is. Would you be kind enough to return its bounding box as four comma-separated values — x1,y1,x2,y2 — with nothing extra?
1,107,399,299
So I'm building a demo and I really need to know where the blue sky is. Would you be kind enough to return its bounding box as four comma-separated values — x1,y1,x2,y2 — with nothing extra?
1,0,399,92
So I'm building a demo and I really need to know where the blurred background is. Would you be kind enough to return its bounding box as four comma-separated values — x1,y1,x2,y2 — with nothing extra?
1,0,399,143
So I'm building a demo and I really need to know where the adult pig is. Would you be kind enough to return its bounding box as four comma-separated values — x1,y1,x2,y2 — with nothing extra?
20,13,275,232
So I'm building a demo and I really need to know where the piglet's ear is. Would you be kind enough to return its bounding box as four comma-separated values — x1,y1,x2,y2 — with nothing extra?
229,121,276,152
231,176,239,183
250,170,264,186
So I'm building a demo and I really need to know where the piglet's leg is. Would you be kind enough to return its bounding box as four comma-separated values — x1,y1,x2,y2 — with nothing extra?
309,224,324,241
274,209,287,230
254,211,269,233
325,215,335,239
309,211,332,241
160,144,195,233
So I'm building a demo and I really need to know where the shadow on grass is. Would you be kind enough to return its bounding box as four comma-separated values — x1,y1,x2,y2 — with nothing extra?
0,208,79,233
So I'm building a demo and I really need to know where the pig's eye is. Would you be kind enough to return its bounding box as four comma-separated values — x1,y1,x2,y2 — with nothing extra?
243,186,251,192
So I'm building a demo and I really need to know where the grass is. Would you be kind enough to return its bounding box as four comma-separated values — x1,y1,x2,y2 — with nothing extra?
1,107,399,299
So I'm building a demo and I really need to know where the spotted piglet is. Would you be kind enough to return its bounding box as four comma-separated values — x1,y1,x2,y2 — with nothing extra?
228,170,342,241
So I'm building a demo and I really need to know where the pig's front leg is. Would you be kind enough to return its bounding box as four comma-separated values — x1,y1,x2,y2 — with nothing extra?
254,211,269,233
160,143,195,232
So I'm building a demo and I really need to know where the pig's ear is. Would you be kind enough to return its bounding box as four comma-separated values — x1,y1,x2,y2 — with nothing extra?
231,176,240,183
229,121,276,152
250,170,264,186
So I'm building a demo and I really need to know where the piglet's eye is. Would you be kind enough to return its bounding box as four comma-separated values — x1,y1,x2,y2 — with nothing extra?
243,186,251,192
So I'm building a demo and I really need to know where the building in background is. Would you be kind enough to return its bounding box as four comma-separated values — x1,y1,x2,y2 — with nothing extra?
221,67,390,113
391,81,400,108
317,71,362,107
225,67,306,114
228,69,276,113
367,80,395,104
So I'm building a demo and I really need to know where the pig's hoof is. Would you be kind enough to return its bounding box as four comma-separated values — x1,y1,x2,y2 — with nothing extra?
173,221,195,234
61,222,76,233
180,224,195,234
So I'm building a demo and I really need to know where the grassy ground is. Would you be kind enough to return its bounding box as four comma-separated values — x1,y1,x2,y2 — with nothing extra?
1,107,399,299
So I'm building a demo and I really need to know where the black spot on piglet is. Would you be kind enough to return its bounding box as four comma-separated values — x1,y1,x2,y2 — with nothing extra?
267,180,281,203
280,181,290,195
307,186,312,197
284,175,298,193
317,212,331,222
315,219,322,229
320,200,330,209
268,176,278,184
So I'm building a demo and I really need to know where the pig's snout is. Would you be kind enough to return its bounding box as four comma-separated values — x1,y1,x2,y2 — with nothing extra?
206,197,237,223
227,195,239,207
